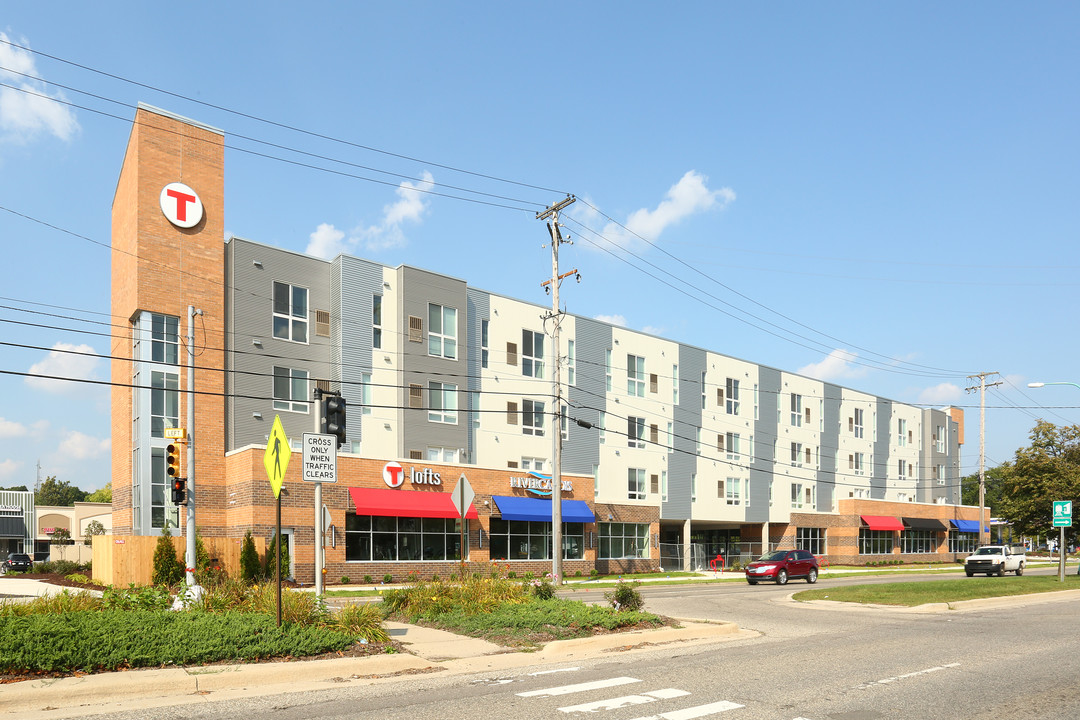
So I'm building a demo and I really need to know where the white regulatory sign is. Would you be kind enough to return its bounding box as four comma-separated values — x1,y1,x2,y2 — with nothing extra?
302,433,337,483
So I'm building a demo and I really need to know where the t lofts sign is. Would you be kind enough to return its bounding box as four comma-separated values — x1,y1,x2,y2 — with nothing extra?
382,461,443,488
159,182,204,228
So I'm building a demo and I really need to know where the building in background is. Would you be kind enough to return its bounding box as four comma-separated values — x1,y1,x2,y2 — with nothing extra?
108,105,977,584
0,489,34,559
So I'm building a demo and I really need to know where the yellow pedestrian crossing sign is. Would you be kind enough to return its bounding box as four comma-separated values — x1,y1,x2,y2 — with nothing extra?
264,415,292,498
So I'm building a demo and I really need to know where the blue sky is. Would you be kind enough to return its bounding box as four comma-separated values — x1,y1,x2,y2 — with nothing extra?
1,3,1078,493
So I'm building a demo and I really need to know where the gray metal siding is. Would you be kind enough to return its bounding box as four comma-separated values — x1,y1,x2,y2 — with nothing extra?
399,266,468,459
872,399,891,499
466,289,489,463
748,367,781,521
818,383,841,511
337,256,381,449
227,238,334,449
666,345,705,520
563,318,606,475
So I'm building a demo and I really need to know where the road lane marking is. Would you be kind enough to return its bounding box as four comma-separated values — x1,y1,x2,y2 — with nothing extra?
855,662,961,690
626,699,745,719
518,676,640,697
558,689,690,713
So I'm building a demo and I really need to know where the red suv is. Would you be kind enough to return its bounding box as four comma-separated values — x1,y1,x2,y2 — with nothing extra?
745,549,819,585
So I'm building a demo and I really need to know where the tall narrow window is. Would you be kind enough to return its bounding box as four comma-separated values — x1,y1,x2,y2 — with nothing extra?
428,304,457,359
790,393,803,427
372,295,382,349
627,416,645,449
522,399,545,436
567,339,575,385
898,419,907,447
605,349,612,391
598,412,606,444
726,477,741,505
427,382,457,424
726,378,740,415
151,314,179,364
481,319,489,369
726,432,740,461
522,330,544,378
672,364,679,404
628,468,645,500
150,370,179,436
701,372,707,409
361,372,372,415
853,408,865,438
627,354,645,397
273,281,308,343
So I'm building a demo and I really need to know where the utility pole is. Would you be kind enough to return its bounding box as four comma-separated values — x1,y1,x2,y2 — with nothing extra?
537,195,576,584
185,306,202,590
966,372,1001,546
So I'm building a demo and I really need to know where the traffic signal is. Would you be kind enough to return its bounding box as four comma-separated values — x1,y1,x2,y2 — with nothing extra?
321,394,347,448
171,477,187,505
166,443,182,480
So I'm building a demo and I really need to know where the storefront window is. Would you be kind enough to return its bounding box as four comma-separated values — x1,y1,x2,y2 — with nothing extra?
900,530,936,554
949,531,978,553
599,522,650,559
795,527,825,555
858,529,893,555
487,519,584,561
345,514,464,562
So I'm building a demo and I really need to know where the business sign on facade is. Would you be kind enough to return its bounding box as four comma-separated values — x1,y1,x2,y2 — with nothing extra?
302,433,337,483
159,182,203,228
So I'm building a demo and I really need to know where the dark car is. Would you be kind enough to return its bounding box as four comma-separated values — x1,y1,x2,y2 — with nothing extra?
745,549,819,585
1,553,33,575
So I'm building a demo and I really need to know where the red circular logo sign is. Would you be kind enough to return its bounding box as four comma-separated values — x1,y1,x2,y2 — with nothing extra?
159,182,203,228
383,461,405,488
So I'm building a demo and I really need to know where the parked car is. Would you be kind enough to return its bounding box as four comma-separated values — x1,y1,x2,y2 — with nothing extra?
1,553,33,575
745,549,819,585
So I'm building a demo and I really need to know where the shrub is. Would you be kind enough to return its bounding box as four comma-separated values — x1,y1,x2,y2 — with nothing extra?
0,589,100,616
363,575,373,583
101,583,173,612
264,534,291,581
574,570,582,577
340,576,351,584
332,603,389,642
382,575,529,618
530,575,556,601
34,559,82,576
382,573,393,584
604,580,644,612
240,530,260,585
152,528,184,587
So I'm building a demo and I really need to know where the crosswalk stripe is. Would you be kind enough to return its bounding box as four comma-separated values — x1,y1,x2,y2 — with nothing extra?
517,676,641,697
626,699,745,720
558,689,691,713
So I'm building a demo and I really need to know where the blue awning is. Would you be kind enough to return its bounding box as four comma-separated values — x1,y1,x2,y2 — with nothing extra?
492,495,596,523
950,519,987,533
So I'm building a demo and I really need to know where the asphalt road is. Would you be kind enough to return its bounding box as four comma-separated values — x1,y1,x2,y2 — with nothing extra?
89,567,1080,720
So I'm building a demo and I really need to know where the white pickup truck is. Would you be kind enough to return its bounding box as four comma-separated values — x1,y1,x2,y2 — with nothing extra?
964,545,1025,577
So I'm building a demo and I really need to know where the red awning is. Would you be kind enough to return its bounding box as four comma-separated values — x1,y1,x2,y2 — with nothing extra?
348,487,478,519
861,514,905,531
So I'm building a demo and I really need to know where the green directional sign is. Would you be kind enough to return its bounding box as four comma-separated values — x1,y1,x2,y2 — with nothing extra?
1052,500,1072,528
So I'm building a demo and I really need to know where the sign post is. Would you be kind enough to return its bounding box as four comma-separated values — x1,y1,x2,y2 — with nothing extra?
303,432,337,596
263,415,292,626
450,474,474,580
1053,500,1072,582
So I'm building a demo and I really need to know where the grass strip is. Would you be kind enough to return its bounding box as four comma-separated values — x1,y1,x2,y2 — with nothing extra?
794,574,1080,606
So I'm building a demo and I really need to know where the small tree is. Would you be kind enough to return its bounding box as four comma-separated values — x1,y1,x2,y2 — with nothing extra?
48,527,71,561
240,530,260,585
83,520,106,547
264,532,290,580
152,527,184,587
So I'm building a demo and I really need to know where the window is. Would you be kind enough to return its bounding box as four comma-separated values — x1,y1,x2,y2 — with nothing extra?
361,372,372,415
935,425,946,453
272,367,309,413
672,364,679,404
627,416,645,449
696,427,701,453
427,382,457,424
725,477,741,505
901,530,935,554
859,529,893,555
521,457,545,473
627,354,645,397
949,531,978,553
852,452,865,475
853,408,865,438
150,370,179,437
427,447,459,463
522,399,545,436
488,519,584,561
522,329,544,378
481,320,489,368
667,422,673,450
372,295,382,349
796,527,825,555
898,459,908,478
567,339,575,385
898,419,907,447
346,515,464,562
598,412,605,444
605,349,612,391
691,473,697,502
936,464,946,485
273,281,308,343
726,378,740,415
151,313,179,365
628,468,645,500
561,404,569,441
791,483,804,509
790,393,803,426
661,470,668,502
428,304,457,359
599,523,650,559
150,447,175,530
726,432,740,461
791,442,803,467
701,372,707,409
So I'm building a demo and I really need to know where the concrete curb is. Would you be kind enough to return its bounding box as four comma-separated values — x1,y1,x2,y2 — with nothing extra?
786,587,1080,613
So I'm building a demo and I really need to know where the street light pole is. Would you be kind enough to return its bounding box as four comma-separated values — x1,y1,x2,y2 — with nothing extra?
1027,380,1080,581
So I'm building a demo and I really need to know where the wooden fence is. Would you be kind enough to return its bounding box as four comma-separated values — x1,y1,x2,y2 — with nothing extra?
92,535,266,586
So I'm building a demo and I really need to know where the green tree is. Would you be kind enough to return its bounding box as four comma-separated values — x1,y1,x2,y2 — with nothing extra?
960,464,1010,510
152,526,184,586
49,527,72,561
83,520,106,547
264,532,290,581
0,485,28,492
35,476,88,506
85,483,112,503
240,530,260,585
995,420,1080,537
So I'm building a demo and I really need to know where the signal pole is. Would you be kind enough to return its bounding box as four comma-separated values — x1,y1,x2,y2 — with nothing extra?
966,372,1001,545
537,195,576,584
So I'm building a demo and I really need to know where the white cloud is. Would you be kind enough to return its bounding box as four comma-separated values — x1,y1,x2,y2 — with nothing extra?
917,383,964,405
305,172,435,259
0,418,27,438
595,314,627,327
0,33,80,144
594,171,734,250
25,343,101,394
58,431,111,460
641,325,665,336
0,459,20,483
798,349,867,382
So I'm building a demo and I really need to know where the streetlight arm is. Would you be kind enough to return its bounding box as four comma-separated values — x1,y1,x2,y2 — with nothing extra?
1029,381,1080,390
